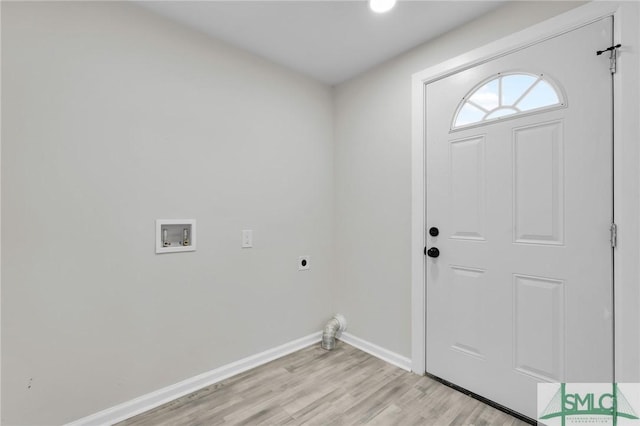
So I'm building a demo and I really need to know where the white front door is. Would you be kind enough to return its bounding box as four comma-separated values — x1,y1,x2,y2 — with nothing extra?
425,18,613,419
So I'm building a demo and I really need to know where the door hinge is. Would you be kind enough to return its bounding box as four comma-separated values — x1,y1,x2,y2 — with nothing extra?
597,44,621,74
610,53,617,74
610,223,617,248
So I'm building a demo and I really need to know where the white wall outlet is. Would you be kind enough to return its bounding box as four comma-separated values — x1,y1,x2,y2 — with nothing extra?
298,255,310,271
242,230,253,248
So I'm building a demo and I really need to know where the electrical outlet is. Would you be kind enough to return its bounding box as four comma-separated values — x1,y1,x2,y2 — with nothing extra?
298,256,310,271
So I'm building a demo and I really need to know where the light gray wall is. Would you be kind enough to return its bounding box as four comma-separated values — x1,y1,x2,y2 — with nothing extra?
1,2,334,424
1,1,594,424
332,1,584,358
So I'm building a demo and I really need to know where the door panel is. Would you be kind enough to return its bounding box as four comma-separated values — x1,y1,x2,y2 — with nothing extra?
513,121,564,245
513,273,565,382
450,136,486,241
450,265,487,359
425,18,613,419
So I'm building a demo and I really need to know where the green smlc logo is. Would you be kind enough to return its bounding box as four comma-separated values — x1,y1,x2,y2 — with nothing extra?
540,383,639,426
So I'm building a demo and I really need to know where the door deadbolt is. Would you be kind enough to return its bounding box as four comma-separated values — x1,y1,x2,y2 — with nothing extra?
429,227,439,237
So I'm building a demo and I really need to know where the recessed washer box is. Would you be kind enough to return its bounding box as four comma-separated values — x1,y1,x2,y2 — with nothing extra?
156,219,196,254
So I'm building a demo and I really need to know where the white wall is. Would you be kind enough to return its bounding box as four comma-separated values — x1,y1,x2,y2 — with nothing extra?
3,1,615,424
613,0,640,384
332,1,584,358
1,2,334,424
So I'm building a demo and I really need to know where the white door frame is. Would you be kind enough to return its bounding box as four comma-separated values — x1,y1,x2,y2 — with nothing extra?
411,1,640,382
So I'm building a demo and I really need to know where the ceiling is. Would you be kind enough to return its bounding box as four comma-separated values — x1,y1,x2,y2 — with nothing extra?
138,1,505,85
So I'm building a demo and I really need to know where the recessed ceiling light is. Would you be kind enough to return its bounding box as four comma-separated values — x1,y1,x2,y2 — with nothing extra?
369,0,397,14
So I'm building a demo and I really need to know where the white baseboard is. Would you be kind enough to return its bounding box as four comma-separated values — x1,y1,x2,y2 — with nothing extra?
66,332,322,426
338,332,412,372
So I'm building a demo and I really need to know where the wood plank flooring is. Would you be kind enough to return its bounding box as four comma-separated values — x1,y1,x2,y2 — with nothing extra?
118,342,530,426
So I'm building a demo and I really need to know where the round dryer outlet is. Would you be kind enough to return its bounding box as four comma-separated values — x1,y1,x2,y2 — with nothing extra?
298,256,310,271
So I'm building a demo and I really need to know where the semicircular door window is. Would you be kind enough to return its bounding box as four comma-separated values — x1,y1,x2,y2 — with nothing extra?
452,72,565,129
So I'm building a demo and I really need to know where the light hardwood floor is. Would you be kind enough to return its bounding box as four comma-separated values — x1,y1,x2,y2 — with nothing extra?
118,342,530,425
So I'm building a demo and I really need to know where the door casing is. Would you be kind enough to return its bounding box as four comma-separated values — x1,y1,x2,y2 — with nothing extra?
411,1,640,383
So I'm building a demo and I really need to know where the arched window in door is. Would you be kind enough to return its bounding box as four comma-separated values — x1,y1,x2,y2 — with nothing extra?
452,72,565,130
